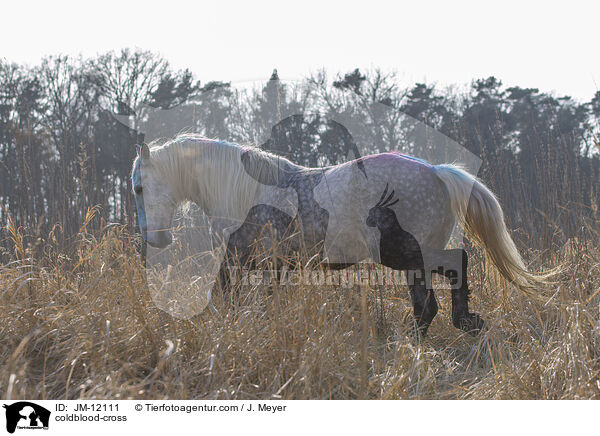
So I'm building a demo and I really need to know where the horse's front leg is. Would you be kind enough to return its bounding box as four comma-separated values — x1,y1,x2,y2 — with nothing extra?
214,227,254,305
215,247,249,305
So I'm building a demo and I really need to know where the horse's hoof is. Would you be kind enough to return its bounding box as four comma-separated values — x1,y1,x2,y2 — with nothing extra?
408,321,430,342
459,313,484,336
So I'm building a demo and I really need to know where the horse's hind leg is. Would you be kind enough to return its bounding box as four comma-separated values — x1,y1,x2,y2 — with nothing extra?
442,249,484,335
405,269,438,336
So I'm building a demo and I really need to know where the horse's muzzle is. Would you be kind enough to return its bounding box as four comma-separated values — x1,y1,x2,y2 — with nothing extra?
146,230,172,248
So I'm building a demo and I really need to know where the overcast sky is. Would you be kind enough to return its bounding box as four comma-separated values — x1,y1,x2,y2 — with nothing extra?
3,0,598,102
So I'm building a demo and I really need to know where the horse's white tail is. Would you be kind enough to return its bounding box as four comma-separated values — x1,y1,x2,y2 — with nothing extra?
433,164,549,290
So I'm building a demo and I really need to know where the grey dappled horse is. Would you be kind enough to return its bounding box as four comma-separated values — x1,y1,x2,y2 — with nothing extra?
132,134,543,336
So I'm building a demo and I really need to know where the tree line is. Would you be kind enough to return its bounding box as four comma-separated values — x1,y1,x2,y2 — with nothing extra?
0,49,598,256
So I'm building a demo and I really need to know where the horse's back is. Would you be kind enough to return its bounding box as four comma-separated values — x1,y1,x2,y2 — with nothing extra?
314,152,454,263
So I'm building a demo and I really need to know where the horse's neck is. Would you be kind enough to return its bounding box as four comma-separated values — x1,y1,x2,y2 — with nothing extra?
194,147,261,223
182,140,327,223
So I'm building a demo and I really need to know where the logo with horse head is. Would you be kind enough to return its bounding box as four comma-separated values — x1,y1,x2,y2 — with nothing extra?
3,402,51,434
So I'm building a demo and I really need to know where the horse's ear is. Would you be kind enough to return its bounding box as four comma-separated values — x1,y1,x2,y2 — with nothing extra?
140,143,150,160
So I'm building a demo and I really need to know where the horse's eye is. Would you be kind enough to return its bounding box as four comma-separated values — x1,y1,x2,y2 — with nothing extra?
134,186,143,195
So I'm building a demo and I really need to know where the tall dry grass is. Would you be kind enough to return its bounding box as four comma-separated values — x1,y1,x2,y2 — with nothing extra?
1,210,599,400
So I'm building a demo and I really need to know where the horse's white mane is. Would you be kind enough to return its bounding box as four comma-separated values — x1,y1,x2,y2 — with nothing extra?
146,133,299,220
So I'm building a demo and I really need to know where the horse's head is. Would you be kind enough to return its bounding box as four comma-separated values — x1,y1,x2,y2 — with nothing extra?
366,183,399,229
132,143,176,248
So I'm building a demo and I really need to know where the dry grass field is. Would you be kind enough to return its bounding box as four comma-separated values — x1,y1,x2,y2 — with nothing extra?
1,211,599,400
